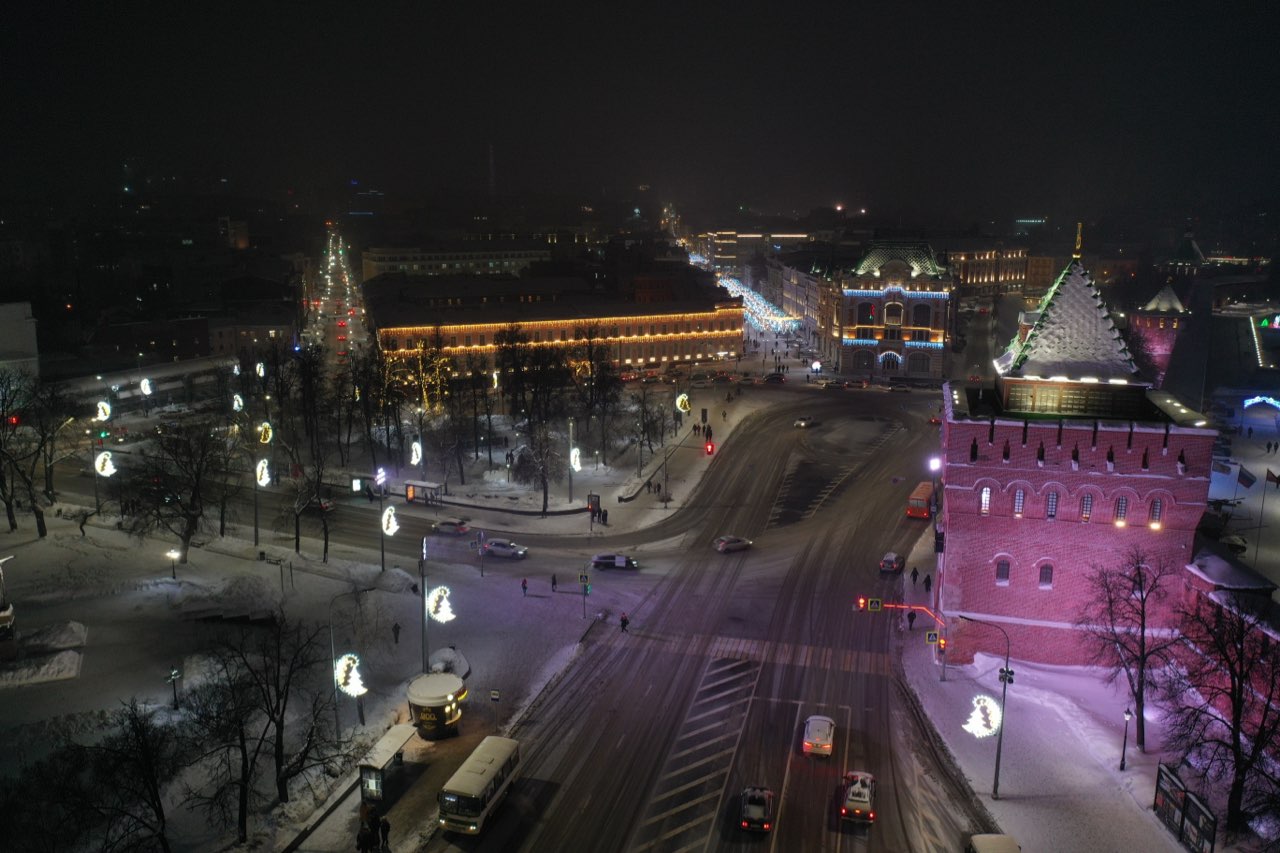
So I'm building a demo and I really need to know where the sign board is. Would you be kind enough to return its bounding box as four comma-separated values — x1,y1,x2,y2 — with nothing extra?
579,573,590,585
490,689,500,702
868,598,882,612
926,630,940,645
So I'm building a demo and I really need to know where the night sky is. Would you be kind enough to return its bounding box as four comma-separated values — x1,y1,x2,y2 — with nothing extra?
6,2,1279,222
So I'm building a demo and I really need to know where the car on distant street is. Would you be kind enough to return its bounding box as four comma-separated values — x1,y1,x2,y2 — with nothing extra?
929,414,942,425
308,497,336,513
839,771,877,823
802,714,835,756
432,519,470,536
482,538,528,559
714,535,752,553
711,374,732,384
739,786,775,832
337,320,347,327
763,373,785,384
822,379,849,390
879,552,905,572
794,416,815,428
888,383,910,392
590,553,639,569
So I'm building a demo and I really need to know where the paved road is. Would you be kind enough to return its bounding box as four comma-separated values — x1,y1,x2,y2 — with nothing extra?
421,389,988,852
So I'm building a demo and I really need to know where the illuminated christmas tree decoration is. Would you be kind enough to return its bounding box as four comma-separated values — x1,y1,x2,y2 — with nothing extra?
676,393,691,413
570,447,581,472
232,393,244,412
140,378,153,396
334,653,368,697
95,401,112,421
410,441,422,465
258,421,273,444
427,586,456,623
255,362,266,378
382,506,400,535
233,363,241,376
94,451,117,477
255,459,270,487
962,694,1002,738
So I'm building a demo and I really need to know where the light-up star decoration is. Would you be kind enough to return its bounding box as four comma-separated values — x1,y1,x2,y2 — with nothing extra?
962,694,1002,739
140,378,153,396
255,459,271,487
94,451,117,477
232,393,244,413
95,401,112,422
258,421,273,444
381,506,400,536
334,653,368,698
427,585,457,623
675,393,691,413
570,447,581,472
410,441,422,466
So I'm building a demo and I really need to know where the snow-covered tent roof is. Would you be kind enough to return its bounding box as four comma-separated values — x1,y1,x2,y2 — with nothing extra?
1141,282,1188,314
853,242,947,278
1001,260,1138,380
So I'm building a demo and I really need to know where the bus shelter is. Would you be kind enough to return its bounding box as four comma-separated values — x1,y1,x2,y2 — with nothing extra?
358,723,418,804
404,479,443,506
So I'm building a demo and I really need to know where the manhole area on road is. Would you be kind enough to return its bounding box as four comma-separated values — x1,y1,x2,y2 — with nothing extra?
628,657,762,852
768,459,852,527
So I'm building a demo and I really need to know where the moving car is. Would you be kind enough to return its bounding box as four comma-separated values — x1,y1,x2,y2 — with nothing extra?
793,416,815,428
888,383,910,392
879,552,905,573
823,379,849,390
432,519,470,535
929,414,942,424
308,497,336,513
802,714,835,756
714,535,752,553
738,786,775,832
590,553,639,569
763,373,785,384
482,538,528,559
839,771,877,823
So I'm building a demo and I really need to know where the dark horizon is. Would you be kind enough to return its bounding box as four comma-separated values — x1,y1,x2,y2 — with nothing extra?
5,3,1280,228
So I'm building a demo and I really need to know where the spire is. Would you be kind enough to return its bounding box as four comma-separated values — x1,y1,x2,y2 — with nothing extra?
1073,221,1083,260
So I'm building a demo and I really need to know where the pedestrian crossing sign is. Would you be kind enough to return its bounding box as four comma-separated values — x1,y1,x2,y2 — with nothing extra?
868,598,882,612
926,630,939,645
579,573,590,585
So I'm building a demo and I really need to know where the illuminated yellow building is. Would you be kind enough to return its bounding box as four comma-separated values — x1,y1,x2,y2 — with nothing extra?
365,274,745,370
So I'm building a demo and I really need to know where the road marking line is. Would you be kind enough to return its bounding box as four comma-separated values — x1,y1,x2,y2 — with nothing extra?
656,748,736,782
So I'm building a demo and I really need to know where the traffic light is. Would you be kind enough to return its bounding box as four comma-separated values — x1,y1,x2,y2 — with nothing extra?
938,637,947,654
857,596,867,611
705,441,715,456
585,583,592,596
4,415,17,427
99,429,110,439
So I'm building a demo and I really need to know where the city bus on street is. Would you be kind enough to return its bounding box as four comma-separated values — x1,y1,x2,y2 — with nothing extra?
437,736,522,834
907,481,933,519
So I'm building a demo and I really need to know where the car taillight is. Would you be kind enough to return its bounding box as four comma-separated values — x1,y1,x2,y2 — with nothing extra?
804,741,812,749
740,820,748,829
868,811,876,821
762,822,770,830
840,807,847,816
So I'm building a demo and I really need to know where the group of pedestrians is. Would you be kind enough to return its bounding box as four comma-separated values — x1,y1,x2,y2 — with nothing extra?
356,804,390,852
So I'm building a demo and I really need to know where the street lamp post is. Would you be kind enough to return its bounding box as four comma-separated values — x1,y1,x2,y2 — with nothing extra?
568,418,574,504
959,615,1014,799
166,549,180,580
328,587,374,733
420,536,429,673
1121,708,1133,770
929,455,942,517
376,468,387,572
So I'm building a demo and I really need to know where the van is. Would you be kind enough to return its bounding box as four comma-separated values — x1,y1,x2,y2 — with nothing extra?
965,834,1021,853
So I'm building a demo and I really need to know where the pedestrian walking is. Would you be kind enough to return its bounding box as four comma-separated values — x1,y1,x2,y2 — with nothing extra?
602,508,608,524
911,567,919,587
379,816,391,851
923,574,932,594
1249,426,1255,438
392,622,401,645
551,574,558,592
357,827,374,853
521,578,528,597
722,410,727,421
620,612,630,633
907,611,917,631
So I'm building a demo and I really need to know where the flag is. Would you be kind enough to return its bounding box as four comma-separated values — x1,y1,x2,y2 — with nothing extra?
1238,465,1257,489
1213,461,1231,475
1268,469,1280,489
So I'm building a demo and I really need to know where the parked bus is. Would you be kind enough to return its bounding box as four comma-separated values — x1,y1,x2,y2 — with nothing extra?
907,481,933,519
437,736,522,835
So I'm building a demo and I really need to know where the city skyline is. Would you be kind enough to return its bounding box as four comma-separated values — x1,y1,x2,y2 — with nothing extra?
5,3,1279,225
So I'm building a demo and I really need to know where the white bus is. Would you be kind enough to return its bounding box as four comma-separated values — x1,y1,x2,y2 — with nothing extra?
437,736,521,834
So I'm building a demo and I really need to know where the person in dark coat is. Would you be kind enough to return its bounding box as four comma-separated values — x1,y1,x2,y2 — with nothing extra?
911,567,919,586
923,574,933,594
379,815,391,850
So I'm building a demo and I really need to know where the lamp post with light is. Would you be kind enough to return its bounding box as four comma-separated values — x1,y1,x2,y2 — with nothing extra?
376,467,387,571
959,614,1014,799
328,587,375,732
166,549,180,580
929,455,942,516
1120,707,1133,770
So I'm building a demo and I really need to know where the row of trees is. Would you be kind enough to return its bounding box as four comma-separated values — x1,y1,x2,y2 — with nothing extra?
1077,547,1280,835
0,614,361,850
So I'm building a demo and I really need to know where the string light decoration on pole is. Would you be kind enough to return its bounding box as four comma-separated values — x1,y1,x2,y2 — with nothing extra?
959,615,1014,799
253,458,270,547
95,400,111,422
232,393,244,413
376,467,390,571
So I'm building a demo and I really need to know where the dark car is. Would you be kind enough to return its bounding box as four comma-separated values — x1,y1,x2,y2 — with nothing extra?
879,552,905,572
739,786,775,832
763,373,785,384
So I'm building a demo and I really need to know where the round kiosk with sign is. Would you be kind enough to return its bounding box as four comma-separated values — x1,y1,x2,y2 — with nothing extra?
406,672,467,739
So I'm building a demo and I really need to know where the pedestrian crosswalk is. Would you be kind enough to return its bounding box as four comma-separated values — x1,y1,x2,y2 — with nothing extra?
628,632,893,677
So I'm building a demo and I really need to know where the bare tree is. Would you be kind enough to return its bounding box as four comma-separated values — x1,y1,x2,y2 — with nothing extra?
512,424,565,515
1161,591,1280,831
0,368,35,531
0,740,96,851
1076,546,1182,751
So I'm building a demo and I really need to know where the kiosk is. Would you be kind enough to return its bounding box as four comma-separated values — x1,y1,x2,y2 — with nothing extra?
407,672,467,739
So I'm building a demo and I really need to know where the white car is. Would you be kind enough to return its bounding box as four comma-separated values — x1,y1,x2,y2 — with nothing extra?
714,536,752,553
794,416,815,428
483,539,527,559
432,519,470,536
590,553,638,569
840,771,877,823
802,714,835,756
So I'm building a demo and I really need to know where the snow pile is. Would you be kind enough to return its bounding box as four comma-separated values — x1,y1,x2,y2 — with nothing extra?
0,650,81,689
21,620,87,652
177,573,282,620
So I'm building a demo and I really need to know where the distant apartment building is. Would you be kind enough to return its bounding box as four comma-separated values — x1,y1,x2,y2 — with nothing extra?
692,231,812,275
361,240,553,281
936,241,1028,296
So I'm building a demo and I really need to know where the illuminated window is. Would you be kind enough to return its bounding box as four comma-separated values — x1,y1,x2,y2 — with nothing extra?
995,560,1010,584
1046,491,1058,519
1039,563,1054,587
1080,493,1093,522
1013,489,1025,516
1150,498,1163,523
980,487,991,516
1115,496,1129,522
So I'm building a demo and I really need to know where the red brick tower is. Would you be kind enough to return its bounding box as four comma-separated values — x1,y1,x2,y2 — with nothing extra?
1126,280,1189,388
937,249,1215,665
